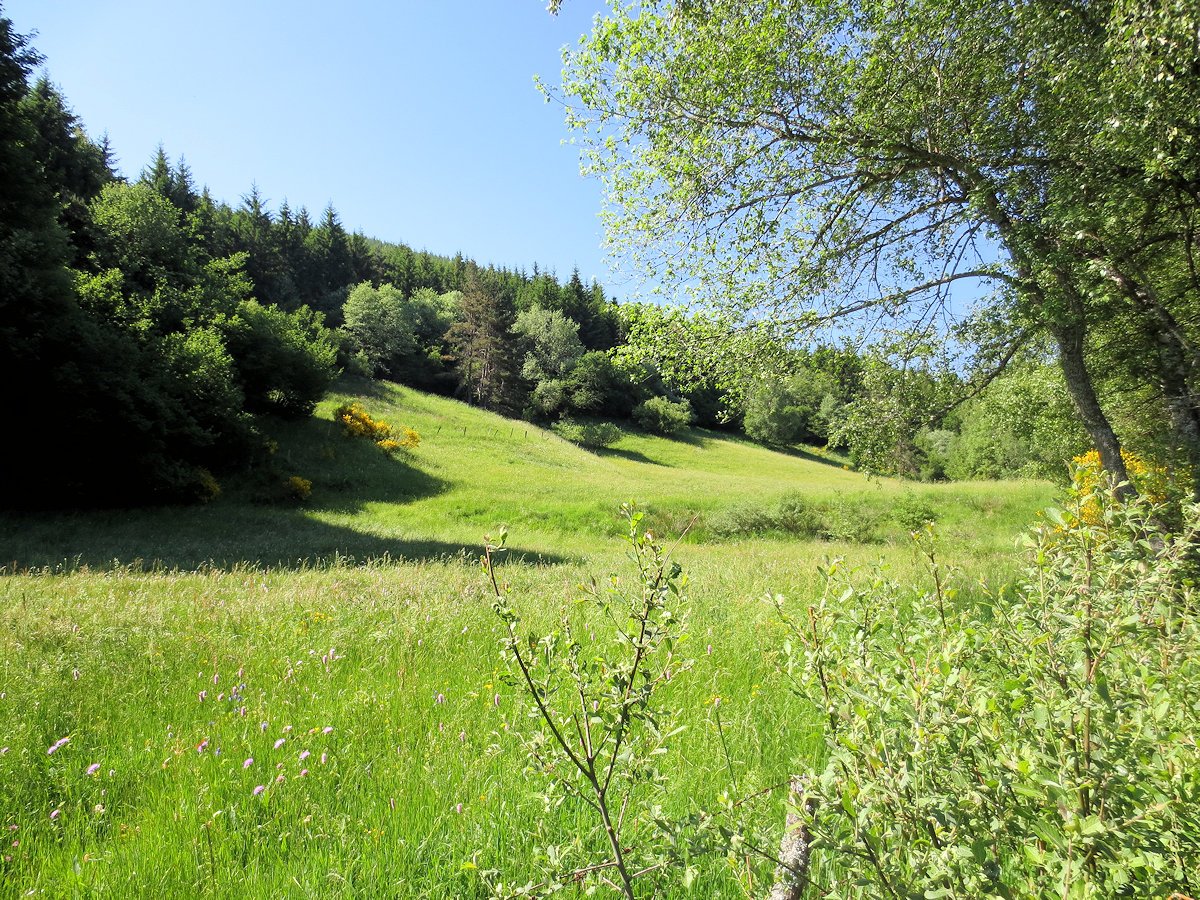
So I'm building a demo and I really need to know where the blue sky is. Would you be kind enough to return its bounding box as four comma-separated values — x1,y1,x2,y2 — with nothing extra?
6,0,622,289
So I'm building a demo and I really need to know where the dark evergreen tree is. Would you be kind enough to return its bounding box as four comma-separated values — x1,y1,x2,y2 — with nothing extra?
141,143,173,198
19,76,111,264
445,265,519,411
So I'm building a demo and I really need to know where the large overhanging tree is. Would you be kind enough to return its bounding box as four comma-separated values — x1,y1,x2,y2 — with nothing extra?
553,0,1200,495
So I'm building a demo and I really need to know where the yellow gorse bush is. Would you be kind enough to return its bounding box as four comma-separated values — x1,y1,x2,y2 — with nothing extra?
285,475,312,501
333,402,420,455
1070,448,1175,524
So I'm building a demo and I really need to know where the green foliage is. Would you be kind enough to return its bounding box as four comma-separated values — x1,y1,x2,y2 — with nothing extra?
446,265,520,412
551,416,623,449
562,351,636,420
742,371,834,447
632,396,693,436
776,491,1200,897
224,299,339,418
707,493,881,542
558,0,1200,495
512,304,585,383
341,281,415,376
832,350,959,477
948,362,1089,482
890,491,939,532
487,508,692,898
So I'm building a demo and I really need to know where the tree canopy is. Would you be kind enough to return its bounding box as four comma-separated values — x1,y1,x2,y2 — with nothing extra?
557,0,1200,494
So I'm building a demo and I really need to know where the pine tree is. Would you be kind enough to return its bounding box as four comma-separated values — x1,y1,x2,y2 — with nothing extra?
445,265,519,411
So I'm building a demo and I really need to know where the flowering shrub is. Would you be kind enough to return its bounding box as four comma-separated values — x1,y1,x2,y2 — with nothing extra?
333,402,420,454
195,468,221,503
334,402,392,441
376,428,420,455
1070,448,1178,523
284,475,312,501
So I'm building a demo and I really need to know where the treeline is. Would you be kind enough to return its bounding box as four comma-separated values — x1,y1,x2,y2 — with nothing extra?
1,18,340,507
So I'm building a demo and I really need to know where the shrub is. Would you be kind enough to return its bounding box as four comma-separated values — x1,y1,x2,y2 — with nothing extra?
890,490,939,531
224,300,339,418
333,402,420,454
334,402,392,441
1071,448,1181,523
742,371,835,446
377,428,421,455
817,497,880,542
487,508,692,897
708,493,825,539
775,487,1200,897
774,492,822,537
633,396,694,435
708,501,776,537
284,475,312,501
196,468,221,503
552,417,623,449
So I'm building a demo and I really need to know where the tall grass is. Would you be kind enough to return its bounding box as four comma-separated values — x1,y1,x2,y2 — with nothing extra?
0,380,1056,896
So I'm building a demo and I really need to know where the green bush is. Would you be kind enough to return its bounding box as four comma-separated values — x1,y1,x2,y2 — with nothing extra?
890,490,939,531
774,492,822,537
633,395,694,435
708,501,777,537
776,488,1200,896
224,300,339,418
708,493,829,540
552,416,623,449
817,497,880,542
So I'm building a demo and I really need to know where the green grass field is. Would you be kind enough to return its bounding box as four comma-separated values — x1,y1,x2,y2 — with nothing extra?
0,380,1057,897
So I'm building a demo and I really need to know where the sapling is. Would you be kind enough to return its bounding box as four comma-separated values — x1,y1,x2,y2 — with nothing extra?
485,505,693,898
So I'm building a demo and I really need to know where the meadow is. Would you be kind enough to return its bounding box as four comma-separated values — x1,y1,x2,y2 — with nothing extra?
0,380,1056,897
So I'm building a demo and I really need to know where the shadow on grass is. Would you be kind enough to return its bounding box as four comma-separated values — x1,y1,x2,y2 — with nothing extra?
0,508,570,572
772,444,850,469
0,416,572,572
595,446,668,466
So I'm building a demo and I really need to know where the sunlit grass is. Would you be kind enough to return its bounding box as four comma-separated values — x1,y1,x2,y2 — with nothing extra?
0,379,1057,896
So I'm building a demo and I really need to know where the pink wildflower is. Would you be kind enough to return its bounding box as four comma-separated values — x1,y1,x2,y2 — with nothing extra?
274,738,286,750
252,785,265,796
243,757,253,769
47,736,69,755
86,763,100,776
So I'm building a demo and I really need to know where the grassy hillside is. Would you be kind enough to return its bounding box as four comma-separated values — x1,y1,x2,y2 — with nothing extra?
5,377,1051,579
0,380,1057,897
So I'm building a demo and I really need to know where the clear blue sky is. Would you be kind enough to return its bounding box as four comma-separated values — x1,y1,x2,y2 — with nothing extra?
6,0,622,289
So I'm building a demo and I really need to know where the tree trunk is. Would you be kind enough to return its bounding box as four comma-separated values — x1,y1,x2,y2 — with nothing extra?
1101,257,1200,500
1153,330,1200,501
1053,321,1134,497
768,778,815,900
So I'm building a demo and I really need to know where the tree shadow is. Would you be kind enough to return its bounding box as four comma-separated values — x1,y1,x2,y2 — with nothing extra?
0,416,572,572
673,428,717,448
772,444,851,470
0,508,569,572
594,446,668,466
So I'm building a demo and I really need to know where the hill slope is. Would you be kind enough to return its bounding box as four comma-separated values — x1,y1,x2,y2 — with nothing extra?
3,378,1054,576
